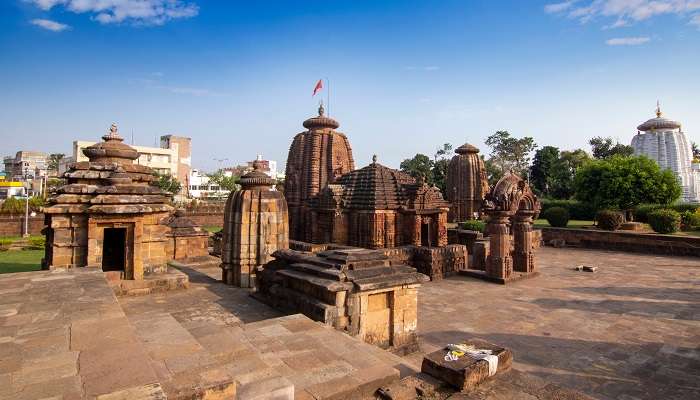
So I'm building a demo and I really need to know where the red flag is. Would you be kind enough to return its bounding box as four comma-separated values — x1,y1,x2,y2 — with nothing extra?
312,79,323,96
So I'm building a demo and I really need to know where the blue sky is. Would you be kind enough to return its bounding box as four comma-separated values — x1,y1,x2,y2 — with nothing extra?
1,0,699,172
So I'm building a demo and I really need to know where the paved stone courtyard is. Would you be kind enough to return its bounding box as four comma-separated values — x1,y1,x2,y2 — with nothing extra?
408,247,700,400
0,247,697,399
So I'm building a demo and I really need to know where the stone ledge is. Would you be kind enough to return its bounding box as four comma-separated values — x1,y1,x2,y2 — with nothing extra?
541,227,700,257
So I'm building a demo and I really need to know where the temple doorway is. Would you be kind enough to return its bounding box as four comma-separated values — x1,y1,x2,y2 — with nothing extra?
421,218,431,247
102,228,126,272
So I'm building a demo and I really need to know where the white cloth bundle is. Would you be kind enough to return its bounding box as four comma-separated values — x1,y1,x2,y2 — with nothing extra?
444,344,499,376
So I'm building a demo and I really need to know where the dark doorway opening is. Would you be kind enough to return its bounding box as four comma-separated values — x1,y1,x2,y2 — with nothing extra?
103,228,126,272
421,221,431,247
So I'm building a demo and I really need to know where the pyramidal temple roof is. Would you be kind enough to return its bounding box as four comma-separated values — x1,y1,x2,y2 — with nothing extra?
335,156,415,210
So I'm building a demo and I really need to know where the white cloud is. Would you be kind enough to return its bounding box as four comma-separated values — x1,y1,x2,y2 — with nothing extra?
605,36,651,45
544,1,579,14
692,13,700,25
544,0,700,28
27,0,199,26
30,18,70,31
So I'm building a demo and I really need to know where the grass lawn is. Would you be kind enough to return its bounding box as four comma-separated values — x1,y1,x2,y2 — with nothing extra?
534,219,595,228
0,250,43,274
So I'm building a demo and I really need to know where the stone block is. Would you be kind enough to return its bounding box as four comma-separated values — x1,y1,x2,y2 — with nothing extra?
421,341,512,391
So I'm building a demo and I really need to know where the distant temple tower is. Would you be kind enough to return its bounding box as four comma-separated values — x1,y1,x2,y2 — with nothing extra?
446,143,490,222
631,102,700,203
284,103,355,241
221,159,289,287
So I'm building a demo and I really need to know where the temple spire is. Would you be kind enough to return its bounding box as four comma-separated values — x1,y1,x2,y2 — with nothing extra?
656,100,662,118
318,101,325,116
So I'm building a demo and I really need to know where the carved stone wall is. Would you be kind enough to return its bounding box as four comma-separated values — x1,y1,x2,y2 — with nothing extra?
446,143,489,222
284,105,355,241
221,160,289,288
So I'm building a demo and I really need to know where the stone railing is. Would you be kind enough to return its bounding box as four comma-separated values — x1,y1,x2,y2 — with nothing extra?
541,227,700,257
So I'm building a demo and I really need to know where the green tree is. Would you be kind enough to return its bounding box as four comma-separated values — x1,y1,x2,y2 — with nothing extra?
550,149,590,199
574,155,681,212
483,156,502,186
156,174,182,196
47,153,65,172
431,143,453,193
692,142,700,162
484,130,537,178
400,154,433,183
529,146,560,197
208,170,240,193
588,137,634,159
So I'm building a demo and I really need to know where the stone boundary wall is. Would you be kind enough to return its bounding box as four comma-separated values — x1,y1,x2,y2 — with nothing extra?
541,227,700,257
181,211,224,228
0,214,45,237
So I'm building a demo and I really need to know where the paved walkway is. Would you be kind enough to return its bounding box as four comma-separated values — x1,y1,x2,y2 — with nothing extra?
408,247,700,400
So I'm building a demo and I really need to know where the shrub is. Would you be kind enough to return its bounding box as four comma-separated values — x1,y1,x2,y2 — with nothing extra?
633,203,663,223
460,220,486,233
671,203,700,215
542,207,570,227
596,210,624,231
679,210,700,231
1,197,25,214
648,209,681,234
27,236,45,250
540,199,596,220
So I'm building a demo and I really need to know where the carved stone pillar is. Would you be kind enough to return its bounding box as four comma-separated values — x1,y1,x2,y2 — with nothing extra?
485,211,512,280
512,210,535,273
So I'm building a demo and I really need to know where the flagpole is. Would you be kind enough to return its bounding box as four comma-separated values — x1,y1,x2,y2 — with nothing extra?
325,77,330,117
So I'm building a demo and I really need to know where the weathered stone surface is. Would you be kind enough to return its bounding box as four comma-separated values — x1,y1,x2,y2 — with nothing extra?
421,341,512,391
221,159,289,288
41,123,189,291
446,143,490,222
257,247,428,350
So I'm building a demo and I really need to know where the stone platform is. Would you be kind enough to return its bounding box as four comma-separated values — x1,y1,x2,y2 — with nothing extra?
409,247,700,400
0,264,412,399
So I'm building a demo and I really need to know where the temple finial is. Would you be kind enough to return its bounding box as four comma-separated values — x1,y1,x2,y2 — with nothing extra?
318,100,325,116
372,154,377,164
102,122,123,142
656,100,662,118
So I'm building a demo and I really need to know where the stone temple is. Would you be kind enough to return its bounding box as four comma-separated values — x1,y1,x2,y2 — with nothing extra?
42,123,199,294
284,103,355,241
631,103,700,203
311,155,451,248
220,158,289,288
446,143,490,222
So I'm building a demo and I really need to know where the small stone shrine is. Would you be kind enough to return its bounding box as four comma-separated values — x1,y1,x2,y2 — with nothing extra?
162,209,210,262
310,156,451,249
446,143,490,222
284,103,355,242
220,159,289,287
255,247,429,351
464,172,540,283
42,123,189,293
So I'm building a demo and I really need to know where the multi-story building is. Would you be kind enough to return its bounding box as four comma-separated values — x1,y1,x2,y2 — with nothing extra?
188,169,230,199
3,151,48,180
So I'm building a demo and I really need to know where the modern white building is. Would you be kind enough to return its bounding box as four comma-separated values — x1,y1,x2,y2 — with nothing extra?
188,169,230,199
631,103,700,203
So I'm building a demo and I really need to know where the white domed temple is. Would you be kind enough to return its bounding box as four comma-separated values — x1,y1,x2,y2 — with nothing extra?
631,103,700,203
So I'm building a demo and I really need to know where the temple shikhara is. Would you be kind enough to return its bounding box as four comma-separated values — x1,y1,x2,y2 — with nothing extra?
446,143,490,222
632,102,700,203
284,103,355,241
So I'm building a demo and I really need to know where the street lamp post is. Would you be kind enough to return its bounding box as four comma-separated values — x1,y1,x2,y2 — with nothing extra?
23,166,30,238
